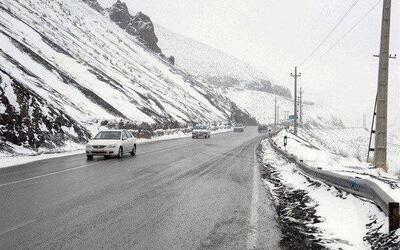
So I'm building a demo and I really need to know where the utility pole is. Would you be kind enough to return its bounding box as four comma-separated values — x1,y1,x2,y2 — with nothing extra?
299,88,304,124
291,66,301,135
277,105,280,124
274,96,277,125
363,114,367,129
374,0,392,171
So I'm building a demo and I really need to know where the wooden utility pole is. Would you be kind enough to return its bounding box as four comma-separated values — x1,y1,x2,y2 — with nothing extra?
291,66,301,135
374,0,392,171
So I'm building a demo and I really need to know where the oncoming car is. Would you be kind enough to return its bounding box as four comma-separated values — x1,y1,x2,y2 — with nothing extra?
258,125,268,133
233,123,245,132
192,125,211,139
86,130,137,160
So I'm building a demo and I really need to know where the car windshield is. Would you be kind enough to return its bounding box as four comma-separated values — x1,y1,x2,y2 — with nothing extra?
94,131,121,140
193,125,207,130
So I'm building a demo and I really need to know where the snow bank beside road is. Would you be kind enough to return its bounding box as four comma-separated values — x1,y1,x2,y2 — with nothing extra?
272,129,400,202
260,140,400,249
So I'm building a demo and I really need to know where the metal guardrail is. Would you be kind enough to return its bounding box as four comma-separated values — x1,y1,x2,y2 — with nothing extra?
267,133,400,232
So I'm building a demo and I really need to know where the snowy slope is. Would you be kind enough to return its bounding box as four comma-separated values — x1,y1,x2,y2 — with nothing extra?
155,24,340,128
302,127,400,176
0,0,255,153
156,25,263,81
156,25,292,99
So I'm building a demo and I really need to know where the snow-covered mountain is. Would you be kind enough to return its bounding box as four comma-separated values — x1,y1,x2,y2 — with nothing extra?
0,0,256,154
156,25,291,99
156,24,343,129
0,0,344,156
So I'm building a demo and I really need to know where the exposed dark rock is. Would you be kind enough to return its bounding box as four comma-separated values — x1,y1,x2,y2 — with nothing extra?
257,145,326,249
109,1,161,53
99,119,190,139
0,70,91,151
230,102,258,125
81,0,104,13
273,84,292,99
167,56,175,65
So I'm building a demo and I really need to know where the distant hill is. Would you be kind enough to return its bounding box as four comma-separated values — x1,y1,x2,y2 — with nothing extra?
155,25,291,99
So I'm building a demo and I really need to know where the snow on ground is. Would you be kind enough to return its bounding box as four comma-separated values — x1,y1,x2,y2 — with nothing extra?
272,128,400,207
260,140,399,249
0,128,232,169
309,127,400,177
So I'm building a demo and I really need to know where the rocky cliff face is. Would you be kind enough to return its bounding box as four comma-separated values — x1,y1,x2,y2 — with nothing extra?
109,0,161,53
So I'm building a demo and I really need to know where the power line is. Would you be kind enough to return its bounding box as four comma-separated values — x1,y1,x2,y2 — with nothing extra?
304,0,382,70
300,0,360,67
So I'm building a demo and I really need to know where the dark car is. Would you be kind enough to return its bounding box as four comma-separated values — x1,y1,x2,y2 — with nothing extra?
233,124,245,132
258,125,268,133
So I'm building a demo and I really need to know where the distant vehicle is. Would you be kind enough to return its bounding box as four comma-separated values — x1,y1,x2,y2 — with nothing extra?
233,123,245,132
192,125,211,139
86,130,137,160
258,125,268,133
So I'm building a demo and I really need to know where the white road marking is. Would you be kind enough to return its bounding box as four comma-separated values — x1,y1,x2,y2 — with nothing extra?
0,219,36,237
247,148,260,249
0,163,95,188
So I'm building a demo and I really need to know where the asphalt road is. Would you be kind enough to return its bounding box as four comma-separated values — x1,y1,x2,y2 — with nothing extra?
0,127,281,249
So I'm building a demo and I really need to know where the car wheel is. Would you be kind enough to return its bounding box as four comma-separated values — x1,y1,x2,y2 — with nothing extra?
130,145,136,156
117,147,123,158
87,155,93,160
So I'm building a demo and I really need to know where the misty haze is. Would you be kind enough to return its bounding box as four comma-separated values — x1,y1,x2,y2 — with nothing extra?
1,0,400,249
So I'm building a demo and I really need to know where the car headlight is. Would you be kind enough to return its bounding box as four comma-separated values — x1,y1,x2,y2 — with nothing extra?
86,145,92,149
108,145,117,148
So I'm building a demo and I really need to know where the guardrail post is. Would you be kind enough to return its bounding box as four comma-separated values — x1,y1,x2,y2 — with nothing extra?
389,202,399,231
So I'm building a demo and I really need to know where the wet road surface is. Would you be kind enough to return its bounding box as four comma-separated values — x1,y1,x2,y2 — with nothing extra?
0,127,281,249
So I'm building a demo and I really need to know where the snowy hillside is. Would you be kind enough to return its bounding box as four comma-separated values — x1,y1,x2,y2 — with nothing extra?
155,24,342,128
306,128,400,175
156,25,263,81
156,25,292,99
0,0,255,154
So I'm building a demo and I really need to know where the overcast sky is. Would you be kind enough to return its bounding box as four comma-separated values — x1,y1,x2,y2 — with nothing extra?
98,0,400,126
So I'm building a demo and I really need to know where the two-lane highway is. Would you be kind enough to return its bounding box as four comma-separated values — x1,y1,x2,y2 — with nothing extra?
0,127,281,249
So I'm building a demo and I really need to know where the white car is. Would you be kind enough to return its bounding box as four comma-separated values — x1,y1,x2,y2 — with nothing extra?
86,130,137,160
192,125,211,139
